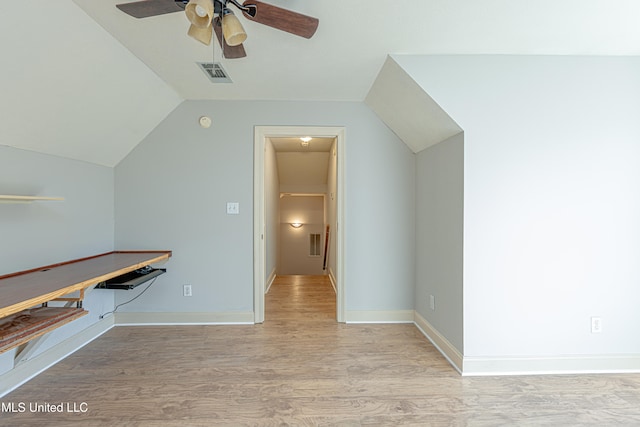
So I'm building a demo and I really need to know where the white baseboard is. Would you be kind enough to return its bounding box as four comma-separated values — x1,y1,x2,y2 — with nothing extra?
265,269,277,294
346,310,414,323
114,311,255,325
328,268,337,294
413,311,463,374
412,311,640,376
462,354,640,376
0,316,114,398
6,309,638,398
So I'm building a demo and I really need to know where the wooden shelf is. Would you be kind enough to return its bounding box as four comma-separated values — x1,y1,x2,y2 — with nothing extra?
0,250,171,360
0,251,172,319
0,195,64,204
0,307,88,355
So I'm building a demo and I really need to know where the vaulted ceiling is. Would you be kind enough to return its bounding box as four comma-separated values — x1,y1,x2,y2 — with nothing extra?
73,0,640,101
2,1,640,166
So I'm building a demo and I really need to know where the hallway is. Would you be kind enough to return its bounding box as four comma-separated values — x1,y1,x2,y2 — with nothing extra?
265,275,335,322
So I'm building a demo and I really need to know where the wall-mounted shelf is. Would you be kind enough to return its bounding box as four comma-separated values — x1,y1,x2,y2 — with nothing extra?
0,251,172,357
0,195,64,204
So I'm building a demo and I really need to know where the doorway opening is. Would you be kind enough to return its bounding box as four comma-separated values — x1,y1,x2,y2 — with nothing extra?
254,126,346,323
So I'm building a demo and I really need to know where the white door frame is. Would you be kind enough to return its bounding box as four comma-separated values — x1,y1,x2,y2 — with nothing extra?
253,126,346,323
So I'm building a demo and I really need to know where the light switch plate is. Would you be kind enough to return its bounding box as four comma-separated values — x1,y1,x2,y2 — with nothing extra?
226,202,239,215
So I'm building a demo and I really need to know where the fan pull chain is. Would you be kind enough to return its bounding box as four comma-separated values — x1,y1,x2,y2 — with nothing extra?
213,14,224,61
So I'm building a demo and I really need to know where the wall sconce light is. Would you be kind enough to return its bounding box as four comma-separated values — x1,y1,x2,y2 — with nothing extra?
290,222,303,228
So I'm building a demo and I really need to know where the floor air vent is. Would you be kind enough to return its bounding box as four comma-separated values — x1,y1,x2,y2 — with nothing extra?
197,62,232,83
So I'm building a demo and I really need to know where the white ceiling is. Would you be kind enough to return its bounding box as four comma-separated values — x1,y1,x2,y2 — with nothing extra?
277,151,330,188
0,0,181,167
3,1,640,166
73,0,640,102
366,56,463,153
270,137,334,189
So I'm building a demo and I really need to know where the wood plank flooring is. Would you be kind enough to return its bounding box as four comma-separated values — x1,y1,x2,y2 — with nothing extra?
2,275,640,426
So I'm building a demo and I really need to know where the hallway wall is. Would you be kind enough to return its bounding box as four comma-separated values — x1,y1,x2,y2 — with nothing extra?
279,196,325,275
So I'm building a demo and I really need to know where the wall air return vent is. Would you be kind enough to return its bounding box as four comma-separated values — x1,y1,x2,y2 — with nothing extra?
197,62,232,83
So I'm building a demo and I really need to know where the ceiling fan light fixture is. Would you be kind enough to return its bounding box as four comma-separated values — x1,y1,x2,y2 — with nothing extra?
188,23,213,45
221,8,247,47
195,5,209,17
185,0,214,28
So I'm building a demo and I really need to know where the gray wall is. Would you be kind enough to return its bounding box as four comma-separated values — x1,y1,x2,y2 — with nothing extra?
397,55,640,358
0,146,114,373
114,100,416,316
415,132,464,353
0,147,114,273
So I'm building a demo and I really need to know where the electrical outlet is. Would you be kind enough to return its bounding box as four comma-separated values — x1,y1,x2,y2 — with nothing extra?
591,317,602,334
429,294,435,311
183,284,192,297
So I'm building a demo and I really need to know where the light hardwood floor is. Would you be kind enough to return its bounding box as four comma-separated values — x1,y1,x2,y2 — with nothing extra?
2,275,640,426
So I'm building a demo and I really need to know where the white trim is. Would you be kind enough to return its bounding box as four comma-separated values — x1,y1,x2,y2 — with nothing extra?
265,268,277,294
413,311,463,374
253,126,267,323
412,312,640,376
254,126,346,324
114,311,254,325
6,310,640,397
335,127,346,323
328,268,337,294
0,317,114,398
346,310,414,323
253,128,266,323
462,354,640,376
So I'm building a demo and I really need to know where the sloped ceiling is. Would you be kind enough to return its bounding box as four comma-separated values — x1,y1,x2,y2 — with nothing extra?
0,0,181,167
3,1,640,165
366,56,462,154
73,0,640,102
270,137,334,192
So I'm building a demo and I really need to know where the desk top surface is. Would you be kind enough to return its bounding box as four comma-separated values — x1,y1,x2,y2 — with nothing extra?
0,251,171,319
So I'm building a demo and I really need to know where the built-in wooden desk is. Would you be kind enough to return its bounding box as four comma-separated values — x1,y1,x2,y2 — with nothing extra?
0,251,171,355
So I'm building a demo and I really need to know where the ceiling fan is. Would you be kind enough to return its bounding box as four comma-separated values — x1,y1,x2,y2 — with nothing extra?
115,0,319,59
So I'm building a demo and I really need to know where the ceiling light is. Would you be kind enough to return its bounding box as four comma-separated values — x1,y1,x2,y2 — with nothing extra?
300,137,312,148
185,0,214,45
185,0,214,28
221,8,247,47
188,24,213,45
195,4,208,17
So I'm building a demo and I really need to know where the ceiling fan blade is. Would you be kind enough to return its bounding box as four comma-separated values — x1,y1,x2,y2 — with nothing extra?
116,0,185,19
241,0,318,39
213,17,247,59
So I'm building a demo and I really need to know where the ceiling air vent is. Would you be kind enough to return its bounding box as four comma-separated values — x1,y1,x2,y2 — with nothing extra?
197,62,232,83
